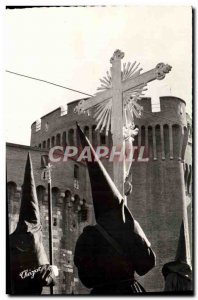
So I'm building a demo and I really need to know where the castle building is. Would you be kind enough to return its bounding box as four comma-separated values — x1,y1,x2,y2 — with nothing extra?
6,96,192,294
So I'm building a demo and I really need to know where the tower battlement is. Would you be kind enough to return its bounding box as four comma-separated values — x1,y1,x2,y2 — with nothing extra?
30,96,190,162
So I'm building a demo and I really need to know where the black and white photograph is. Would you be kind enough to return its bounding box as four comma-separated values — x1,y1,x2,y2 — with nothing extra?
4,3,193,295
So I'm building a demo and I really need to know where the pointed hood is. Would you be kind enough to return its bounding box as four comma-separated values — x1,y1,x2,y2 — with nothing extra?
9,152,48,269
16,151,41,233
162,221,192,281
175,221,191,265
76,123,125,223
76,123,151,246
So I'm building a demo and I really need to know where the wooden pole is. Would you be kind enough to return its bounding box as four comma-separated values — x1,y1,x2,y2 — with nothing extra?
111,50,124,197
47,167,53,295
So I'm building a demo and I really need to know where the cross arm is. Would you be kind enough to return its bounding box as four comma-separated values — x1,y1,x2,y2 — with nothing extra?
74,88,113,114
122,63,172,93
74,62,172,114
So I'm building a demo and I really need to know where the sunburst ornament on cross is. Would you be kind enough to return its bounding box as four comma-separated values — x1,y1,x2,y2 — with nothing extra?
75,49,172,136
94,59,147,135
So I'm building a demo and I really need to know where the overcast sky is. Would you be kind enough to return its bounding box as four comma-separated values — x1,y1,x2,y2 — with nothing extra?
5,6,192,145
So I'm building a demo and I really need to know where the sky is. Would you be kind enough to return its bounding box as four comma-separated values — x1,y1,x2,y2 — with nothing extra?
4,5,192,145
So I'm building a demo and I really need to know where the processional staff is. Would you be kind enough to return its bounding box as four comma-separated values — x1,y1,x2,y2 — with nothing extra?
41,162,54,295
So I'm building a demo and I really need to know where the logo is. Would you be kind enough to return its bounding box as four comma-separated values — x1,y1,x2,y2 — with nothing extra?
48,145,149,164
19,267,42,280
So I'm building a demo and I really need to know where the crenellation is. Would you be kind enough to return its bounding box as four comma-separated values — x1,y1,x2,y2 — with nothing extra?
35,119,41,132
60,105,68,116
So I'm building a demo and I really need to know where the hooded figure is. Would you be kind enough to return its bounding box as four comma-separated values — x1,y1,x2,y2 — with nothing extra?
162,221,192,293
9,152,56,295
74,124,156,295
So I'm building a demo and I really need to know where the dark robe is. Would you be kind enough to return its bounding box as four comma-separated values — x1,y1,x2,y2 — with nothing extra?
8,153,55,295
162,221,193,293
74,221,155,295
9,229,55,295
164,273,192,292
162,261,192,293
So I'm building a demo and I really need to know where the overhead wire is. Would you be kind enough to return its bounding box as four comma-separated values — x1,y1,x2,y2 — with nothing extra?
6,70,93,97
6,70,189,125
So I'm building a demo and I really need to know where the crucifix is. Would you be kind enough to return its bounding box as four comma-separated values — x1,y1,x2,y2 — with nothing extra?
74,49,171,197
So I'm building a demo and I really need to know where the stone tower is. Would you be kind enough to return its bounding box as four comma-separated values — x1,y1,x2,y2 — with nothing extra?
126,96,192,291
7,95,192,293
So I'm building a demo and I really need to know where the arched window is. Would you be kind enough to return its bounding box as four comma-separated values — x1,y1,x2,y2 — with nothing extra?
163,124,169,157
92,125,97,146
36,185,46,203
74,165,79,189
52,187,60,206
79,199,88,222
155,124,161,157
141,126,145,146
47,138,50,149
51,136,55,147
73,194,80,212
65,190,71,203
148,126,153,158
68,129,74,146
62,132,67,149
172,124,180,158
74,194,80,203
42,141,46,149
39,143,41,148
133,126,139,146
74,165,79,179
108,132,113,148
56,134,61,146
100,131,106,145
65,190,71,200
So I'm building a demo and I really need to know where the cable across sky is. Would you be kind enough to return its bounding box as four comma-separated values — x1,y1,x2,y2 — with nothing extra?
6,69,188,126
6,70,93,97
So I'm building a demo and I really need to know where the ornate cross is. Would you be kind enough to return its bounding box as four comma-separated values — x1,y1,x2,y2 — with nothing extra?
75,50,171,196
